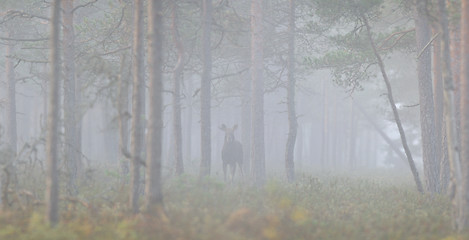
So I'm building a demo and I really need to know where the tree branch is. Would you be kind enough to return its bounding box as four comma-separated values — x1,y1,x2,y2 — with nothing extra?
72,0,98,13
0,36,48,42
378,28,415,51
416,32,440,59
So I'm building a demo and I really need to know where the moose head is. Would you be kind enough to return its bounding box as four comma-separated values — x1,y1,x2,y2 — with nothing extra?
219,124,238,143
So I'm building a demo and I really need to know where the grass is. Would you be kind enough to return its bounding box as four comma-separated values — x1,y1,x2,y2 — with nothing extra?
0,170,461,240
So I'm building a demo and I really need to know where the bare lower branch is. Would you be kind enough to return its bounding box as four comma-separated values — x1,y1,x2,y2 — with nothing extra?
72,0,98,13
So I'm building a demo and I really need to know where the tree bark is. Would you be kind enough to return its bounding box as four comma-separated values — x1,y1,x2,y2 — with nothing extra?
251,0,266,186
46,0,61,226
144,0,164,214
285,0,296,183
348,101,357,169
433,26,450,192
242,78,251,176
415,0,439,193
459,0,469,230
185,79,193,166
320,79,328,169
200,0,212,178
438,0,463,230
362,14,424,193
63,0,79,197
130,0,145,214
449,0,461,139
172,1,184,176
117,53,130,178
3,30,17,211
5,32,17,155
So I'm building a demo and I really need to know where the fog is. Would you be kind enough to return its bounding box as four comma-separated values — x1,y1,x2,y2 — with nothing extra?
0,0,457,237
0,0,425,174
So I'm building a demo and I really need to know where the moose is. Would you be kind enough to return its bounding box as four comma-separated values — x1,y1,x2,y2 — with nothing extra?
219,124,244,183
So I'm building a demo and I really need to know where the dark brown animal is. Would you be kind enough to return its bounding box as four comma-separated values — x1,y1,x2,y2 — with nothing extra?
219,124,244,183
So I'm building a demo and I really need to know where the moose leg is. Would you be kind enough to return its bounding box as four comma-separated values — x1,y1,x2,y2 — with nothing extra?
231,164,236,183
223,162,227,182
238,162,244,180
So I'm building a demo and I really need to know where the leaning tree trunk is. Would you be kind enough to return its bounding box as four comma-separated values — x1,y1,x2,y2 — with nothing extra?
172,1,185,176
438,0,463,231
130,0,145,214
251,0,266,186
362,14,424,193
144,0,164,215
285,0,296,183
200,0,212,178
46,0,61,226
355,102,407,169
415,0,439,193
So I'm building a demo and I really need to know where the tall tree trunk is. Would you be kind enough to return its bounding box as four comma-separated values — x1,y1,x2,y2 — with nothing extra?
362,14,424,193
185,79,193,165
46,0,61,226
348,101,357,169
433,26,450,192
449,0,461,139
118,53,130,177
415,0,439,193
130,0,145,214
3,30,17,211
320,79,328,169
285,0,296,183
251,0,266,186
63,0,79,197
296,125,303,167
459,0,469,230
5,32,16,155
242,78,251,176
117,1,133,179
438,0,463,230
330,92,338,169
200,0,212,178
172,1,184,176
144,0,164,215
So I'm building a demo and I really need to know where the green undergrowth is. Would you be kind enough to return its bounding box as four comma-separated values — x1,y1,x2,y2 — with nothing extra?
0,172,463,240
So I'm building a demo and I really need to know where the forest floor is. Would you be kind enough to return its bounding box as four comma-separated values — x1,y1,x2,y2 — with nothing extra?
0,169,461,240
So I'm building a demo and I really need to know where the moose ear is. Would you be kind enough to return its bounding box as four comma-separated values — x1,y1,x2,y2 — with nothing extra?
233,124,238,130
219,124,227,131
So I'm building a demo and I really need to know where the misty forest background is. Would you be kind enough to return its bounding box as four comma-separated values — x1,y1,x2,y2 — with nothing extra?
0,0,468,239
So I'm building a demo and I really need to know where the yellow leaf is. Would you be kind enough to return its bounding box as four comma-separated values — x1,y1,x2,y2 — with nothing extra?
290,207,308,224
262,225,278,240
